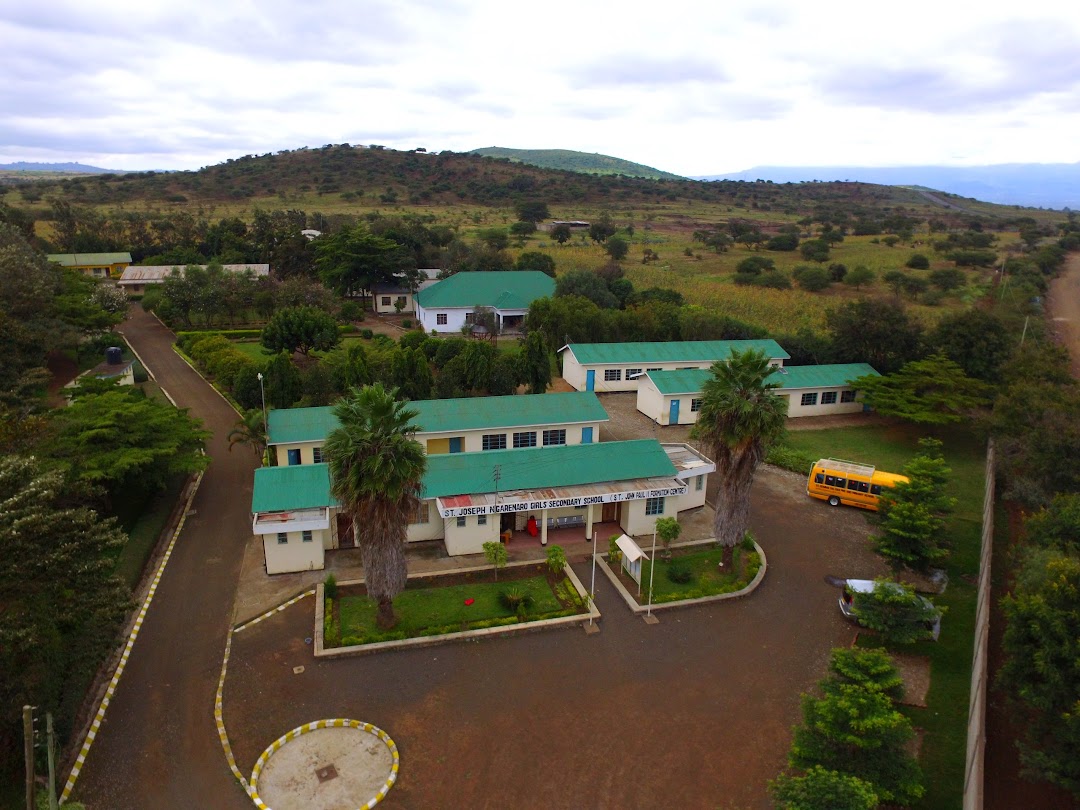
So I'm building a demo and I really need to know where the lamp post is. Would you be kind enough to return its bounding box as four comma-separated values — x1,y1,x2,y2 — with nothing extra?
589,529,597,627
646,529,657,619
256,372,268,465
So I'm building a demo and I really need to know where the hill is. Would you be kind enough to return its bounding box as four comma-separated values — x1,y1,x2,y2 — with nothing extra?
469,147,683,180
0,161,122,174
694,164,1080,210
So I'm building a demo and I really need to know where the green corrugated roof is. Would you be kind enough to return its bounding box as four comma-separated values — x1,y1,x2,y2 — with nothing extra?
251,440,676,513
563,339,790,365
648,363,880,395
415,271,554,310
47,252,132,266
251,464,337,512
422,439,675,499
267,392,608,444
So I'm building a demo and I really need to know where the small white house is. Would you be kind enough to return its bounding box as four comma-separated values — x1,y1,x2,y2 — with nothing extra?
559,340,789,393
415,271,554,334
373,269,440,315
636,363,880,425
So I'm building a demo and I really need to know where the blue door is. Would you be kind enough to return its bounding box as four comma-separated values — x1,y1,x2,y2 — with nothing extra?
582,427,593,444
287,449,301,466
449,437,463,453
585,369,595,392
669,399,680,425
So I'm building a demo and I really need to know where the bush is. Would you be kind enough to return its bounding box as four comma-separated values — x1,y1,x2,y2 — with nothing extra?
666,561,693,584
133,363,149,384
766,233,799,251
795,266,832,292
360,328,374,339
402,319,412,328
324,573,338,599
736,255,775,275
742,552,762,581
906,253,930,270
206,349,255,387
500,585,534,615
189,335,232,365
608,536,623,564
766,444,816,473
338,300,364,322
740,533,756,552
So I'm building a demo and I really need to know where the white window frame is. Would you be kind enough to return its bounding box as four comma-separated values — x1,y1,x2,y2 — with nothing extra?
604,369,622,381
437,313,448,325
645,497,665,516
413,503,430,524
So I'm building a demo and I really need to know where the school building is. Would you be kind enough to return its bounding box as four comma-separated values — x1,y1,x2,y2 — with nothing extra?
414,271,554,334
47,252,132,279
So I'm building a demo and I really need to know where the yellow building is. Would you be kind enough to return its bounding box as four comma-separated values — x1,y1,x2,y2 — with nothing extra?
47,252,132,279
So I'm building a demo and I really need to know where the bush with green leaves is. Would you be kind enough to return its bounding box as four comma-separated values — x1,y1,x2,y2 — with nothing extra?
324,572,338,599
905,253,930,269
545,544,567,575
735,255,775,275
500,585,534,617
770,766,878,810
482,540,508,581
843,265,876,288
826,647,904,701
850,580,943,644
608,536,623,564
666,561,693,584
794,266,832,292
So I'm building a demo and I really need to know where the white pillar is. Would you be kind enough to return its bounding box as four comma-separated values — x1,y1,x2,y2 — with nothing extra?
585,503,595,540
541,507,548,546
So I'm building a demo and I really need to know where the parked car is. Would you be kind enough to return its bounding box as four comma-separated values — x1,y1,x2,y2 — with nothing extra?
839,579,942,641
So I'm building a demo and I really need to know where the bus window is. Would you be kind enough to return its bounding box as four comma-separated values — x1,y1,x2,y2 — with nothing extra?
847,480,861,491
835,477,846,489
825,475,836,487
870,484,882,495
858,481,869,493
815,473,824,484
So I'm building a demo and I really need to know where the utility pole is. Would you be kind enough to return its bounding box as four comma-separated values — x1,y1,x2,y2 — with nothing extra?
23,705,34,810
46,713,58,810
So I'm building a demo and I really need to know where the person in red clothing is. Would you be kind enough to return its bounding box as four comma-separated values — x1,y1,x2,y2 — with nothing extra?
526,515,538,536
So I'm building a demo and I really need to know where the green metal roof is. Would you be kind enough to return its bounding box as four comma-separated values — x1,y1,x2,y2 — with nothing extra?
47,252,132,266
251,440,676,513
647,363,880,395
422,439,676,499
251,464,336,512
267,392,608,445
415,271,554,310
563,339,790,366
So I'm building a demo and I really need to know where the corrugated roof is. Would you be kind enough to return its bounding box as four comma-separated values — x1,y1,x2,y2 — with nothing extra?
422,439,676,499
267,392,608,444
416,271,554,310
647,363,880,395
251,464,337,513
251,439,677,513
563,339,790,366
47,252,132,266
119,264,269,283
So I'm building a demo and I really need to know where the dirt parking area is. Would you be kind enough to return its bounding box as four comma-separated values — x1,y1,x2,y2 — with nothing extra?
224,458,888,809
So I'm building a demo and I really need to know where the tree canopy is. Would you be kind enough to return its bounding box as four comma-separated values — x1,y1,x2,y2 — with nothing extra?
852,354,992,424
260,305,342,356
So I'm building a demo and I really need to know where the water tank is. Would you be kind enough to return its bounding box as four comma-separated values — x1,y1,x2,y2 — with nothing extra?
106,346,123,365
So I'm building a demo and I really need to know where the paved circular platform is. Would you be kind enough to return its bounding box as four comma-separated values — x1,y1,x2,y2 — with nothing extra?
249,720,398,810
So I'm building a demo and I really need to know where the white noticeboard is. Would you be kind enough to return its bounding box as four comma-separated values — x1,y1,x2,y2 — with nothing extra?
615,534,647,584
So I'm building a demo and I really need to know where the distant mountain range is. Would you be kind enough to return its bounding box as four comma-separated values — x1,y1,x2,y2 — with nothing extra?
0,161,123,173
469,147,682,180
693,164,1080,210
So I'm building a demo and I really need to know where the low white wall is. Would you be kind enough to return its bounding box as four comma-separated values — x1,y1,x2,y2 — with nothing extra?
443,513,500,555
263,529,326,574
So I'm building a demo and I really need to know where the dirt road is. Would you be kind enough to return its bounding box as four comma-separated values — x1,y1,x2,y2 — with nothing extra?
1046,250,1080,378
73,307,255,810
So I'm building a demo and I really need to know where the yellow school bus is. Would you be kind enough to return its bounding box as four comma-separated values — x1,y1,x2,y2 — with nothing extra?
807,458,908,511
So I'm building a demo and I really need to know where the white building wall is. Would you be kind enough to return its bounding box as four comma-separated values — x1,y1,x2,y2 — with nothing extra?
561,352,588,390
417,305,469,335
785,388,864,417
406,500,445,543
565,357,785,393
620,498,665,536
263,529,326,574
374,291,415,314
421,420,603,454
636,379,666,423
272,441,323,466
639,386,864,424
673,474,709,511
442,513,499,555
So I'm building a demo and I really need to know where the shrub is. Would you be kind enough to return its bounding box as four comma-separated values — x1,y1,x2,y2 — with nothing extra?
742,552,762,581
795,266,832,292
766,444,816,473
906,253,930,270
206,348,254,386
402,319,412,328
360,328,374,339
545,544,567,575
666,561,693,584
189,335,232,365
324,573,338,599
133,363,149,384
500,585,534,614
766,233,799,251
740,533,756,552
608,536,623,564
736,255,775,275
338,300,364,322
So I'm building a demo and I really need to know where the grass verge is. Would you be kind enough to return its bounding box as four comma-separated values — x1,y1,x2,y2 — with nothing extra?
778,422,985,809
628,545,760,603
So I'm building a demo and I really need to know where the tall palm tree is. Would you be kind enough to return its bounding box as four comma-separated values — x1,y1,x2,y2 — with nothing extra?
324,383,426,629
690,349,788,566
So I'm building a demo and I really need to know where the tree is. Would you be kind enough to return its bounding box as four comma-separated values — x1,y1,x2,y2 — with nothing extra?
928,267,966,292
47,387,210,503
931,310,1012,382
690,350,787,565
770,766,878,810
605,235,629,261
482,541,508,581
825,299,922,374
588,215,617,244
263,352,303,408
766,233,799,251
509,220,536,239
1023,493,1080,556
655,516,681,559
826,646,904,702
736,256,775,275
515,251,556,277
843,265,876,289
999,552,1080,795
794,266,832,292
555,270,619,309
905,253,930,269
521,331,552,394
550,223,572,244
314,225,413,299
514,201,550,223
0,457,130,774
261,306,341,356
545,544,567,575
850,580,942,644
852,354,992,425
799,239,830,262
324,384,427,628
227,409,267,460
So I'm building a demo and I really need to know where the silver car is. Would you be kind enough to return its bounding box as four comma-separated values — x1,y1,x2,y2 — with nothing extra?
839,579,941,641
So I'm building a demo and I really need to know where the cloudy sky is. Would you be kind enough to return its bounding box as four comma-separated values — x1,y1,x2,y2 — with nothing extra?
3,0,1080,175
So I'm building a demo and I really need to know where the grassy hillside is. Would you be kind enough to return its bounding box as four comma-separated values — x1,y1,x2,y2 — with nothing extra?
469,147,683,180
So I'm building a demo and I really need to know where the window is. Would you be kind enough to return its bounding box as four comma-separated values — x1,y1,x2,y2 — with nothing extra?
821,391,838,405
287,448,301,466
542,429,566,446
604,369,622,381
277,532,288,545
413,503,430,524
464,312,474,324
691,398,703,412
482,433,507,450
800,392,818,406
513,431,537,448
815,473,824,484
841,390,857,403
302,530,313,543
848,480,869,493
437,313,447,325
381,296,391,306
834,477,847,489
696,475,704,491
870,484,882,496
312,447,324,463
477,515,487,525
645,497,665,516
626,368,642,379
456,516,466,527
647,367,662,372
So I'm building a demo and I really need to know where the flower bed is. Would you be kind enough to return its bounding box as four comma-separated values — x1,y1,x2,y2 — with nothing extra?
614,543,762,604
324,563,586,647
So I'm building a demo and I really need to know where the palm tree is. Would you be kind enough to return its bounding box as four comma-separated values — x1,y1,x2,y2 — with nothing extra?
690,349,788,566
324,383,426,629
227,409,267,462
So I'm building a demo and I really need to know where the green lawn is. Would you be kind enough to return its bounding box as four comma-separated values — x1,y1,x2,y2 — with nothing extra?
632,545,759,603
780,423,986,809
335,572,573,645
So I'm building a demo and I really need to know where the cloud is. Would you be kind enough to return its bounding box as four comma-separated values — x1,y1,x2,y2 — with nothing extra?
568,55,728,89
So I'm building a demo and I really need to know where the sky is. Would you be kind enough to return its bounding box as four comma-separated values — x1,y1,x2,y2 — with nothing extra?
3,0,1080,176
